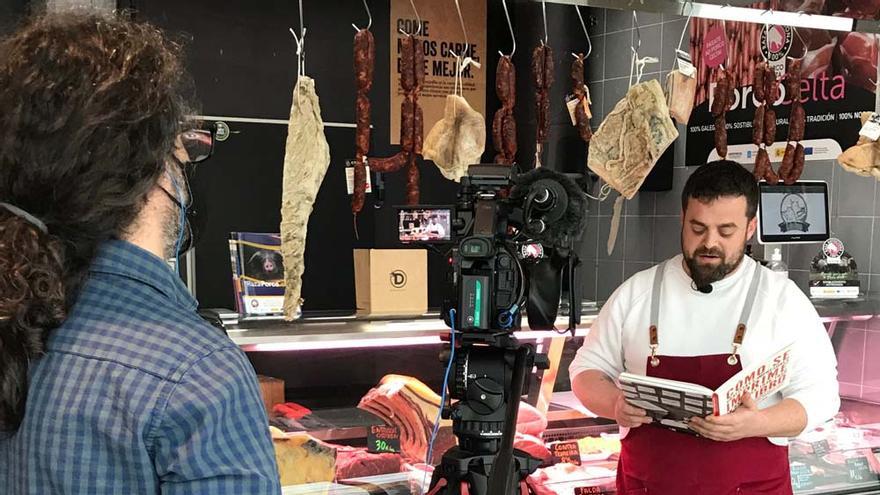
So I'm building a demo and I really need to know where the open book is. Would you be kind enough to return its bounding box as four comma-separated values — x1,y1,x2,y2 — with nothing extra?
618,342,794,435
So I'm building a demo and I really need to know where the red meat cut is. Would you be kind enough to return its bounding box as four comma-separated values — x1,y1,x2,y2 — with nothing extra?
335,446,403,480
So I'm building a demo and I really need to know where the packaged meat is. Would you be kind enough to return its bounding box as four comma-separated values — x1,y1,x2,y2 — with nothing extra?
281,76,331,319
514,433,552,463
422,94,486,182
588,80,679,199
665,68,697,124
527,462,617,495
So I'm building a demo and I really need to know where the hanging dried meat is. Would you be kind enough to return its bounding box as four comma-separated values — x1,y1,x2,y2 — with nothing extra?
532,43,554,167
781,59,805,184
752,62,781,183
351,27,375,216
368,35,424,204
423,94,486,181
571,53,593,143
281,76,331,319
493,55,517,164
588,80,678,199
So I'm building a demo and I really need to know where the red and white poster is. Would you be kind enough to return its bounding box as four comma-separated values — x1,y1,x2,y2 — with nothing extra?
686,2,880,166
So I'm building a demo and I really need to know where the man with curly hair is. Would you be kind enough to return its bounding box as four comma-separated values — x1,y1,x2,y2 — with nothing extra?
0,12,280,494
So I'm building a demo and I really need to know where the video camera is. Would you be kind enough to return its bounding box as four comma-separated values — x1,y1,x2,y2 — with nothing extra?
398,164,589,334
398,164,590,495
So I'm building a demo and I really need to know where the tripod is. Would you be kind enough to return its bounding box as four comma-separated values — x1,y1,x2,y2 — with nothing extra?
427,335,548,495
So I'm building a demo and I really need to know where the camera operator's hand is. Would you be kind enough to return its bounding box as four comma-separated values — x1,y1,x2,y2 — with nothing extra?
614,393,652,428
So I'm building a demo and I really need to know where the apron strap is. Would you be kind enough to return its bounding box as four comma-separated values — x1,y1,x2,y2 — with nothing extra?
737,260,763,332
648,260,667,367
649,260,668,329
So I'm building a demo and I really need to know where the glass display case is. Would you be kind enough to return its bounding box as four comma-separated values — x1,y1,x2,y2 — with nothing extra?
232,297,880,494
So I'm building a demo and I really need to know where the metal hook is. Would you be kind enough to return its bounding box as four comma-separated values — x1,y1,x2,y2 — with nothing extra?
454,0,468,52
352,0,372,32
541,0,549,45
632,11,641,54
678,0,693,51
498,0,516,58
401,0,421,36
574,5,592,59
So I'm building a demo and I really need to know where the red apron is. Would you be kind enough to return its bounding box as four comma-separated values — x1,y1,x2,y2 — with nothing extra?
616,260,792,495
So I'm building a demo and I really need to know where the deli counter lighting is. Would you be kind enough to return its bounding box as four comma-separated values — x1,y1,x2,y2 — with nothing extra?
545,0,857,33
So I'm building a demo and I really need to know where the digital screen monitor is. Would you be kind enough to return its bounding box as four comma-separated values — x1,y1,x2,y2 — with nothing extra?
758,181,829,244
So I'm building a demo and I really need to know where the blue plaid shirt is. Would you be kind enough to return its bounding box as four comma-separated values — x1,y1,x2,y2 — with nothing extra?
1,240,281,494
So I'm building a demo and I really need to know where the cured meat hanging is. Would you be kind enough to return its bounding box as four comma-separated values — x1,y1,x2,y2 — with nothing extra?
493,55,517,164
532,42,554,167
571,53,592,143
752,62,780,183
351,27,374,216
368,34,425,204
280,75,331,320
779,58,806,184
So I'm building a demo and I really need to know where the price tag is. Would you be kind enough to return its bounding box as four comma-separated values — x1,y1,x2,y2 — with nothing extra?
345,159,372,195
790,463,815,491
676,49,696,78
367,425,400,454
846,456,873,483
811,439,830,456
565,89,592,126
550,441,582,466
574,487,612,495
859,113,880,141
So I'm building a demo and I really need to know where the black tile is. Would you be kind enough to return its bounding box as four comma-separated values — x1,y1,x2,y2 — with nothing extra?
625,192,655,217
872,221,880,275
587,81,604,128
605,9,632,33
624,261,654,281
624,217,655,262
831,217,873,272
601,78,629,126
653,217,682,262
604,30,635,80
656,168,690,215
788,242,823,271
836,166,877,217
586,36,605,82
597,260,624,301
634,10,663,27
582,259,599,302
633,24,662,72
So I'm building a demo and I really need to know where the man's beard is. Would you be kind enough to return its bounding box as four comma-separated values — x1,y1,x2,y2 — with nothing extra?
162,201,183,260
682,240,746,288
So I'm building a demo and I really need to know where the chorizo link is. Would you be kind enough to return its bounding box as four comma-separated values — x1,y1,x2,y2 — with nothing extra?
715,114,728,158
400,36,415,92
789,103,805,142
754,63,766,103
764,107,777,145
790,143,805,184
779,143,796,182
753,105,765,146
712,71,730,116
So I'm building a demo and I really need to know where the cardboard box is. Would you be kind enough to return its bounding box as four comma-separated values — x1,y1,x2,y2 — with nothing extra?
354,249,427,317
257,375,285,416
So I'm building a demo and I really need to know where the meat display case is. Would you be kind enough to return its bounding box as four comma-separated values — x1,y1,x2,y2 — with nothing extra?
232,296,880,494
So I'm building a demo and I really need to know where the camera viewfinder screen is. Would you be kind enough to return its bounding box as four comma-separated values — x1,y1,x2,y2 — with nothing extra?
399,208,452,243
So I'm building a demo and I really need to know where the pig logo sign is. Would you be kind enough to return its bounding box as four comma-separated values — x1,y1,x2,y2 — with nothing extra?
761,25,793,77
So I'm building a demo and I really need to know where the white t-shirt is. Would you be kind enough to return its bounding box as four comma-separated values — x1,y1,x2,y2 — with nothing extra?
569,254,840,445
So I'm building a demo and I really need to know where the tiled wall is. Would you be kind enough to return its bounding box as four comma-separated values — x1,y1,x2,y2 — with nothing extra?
832,319,880,404
578,8,880,304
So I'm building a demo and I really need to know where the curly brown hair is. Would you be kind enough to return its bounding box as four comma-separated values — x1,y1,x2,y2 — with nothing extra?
0,11,191,432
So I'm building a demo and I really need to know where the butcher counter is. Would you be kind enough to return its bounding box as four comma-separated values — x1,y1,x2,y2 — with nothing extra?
232,295,880,495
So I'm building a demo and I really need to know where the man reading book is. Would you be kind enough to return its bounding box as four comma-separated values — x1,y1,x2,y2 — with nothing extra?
570,161,839,494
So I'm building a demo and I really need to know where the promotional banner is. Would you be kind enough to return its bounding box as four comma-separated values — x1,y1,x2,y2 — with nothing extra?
686,5,879,166
389,0,487,145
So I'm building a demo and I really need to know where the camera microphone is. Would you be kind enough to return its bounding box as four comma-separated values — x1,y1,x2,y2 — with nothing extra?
533,187,552,207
